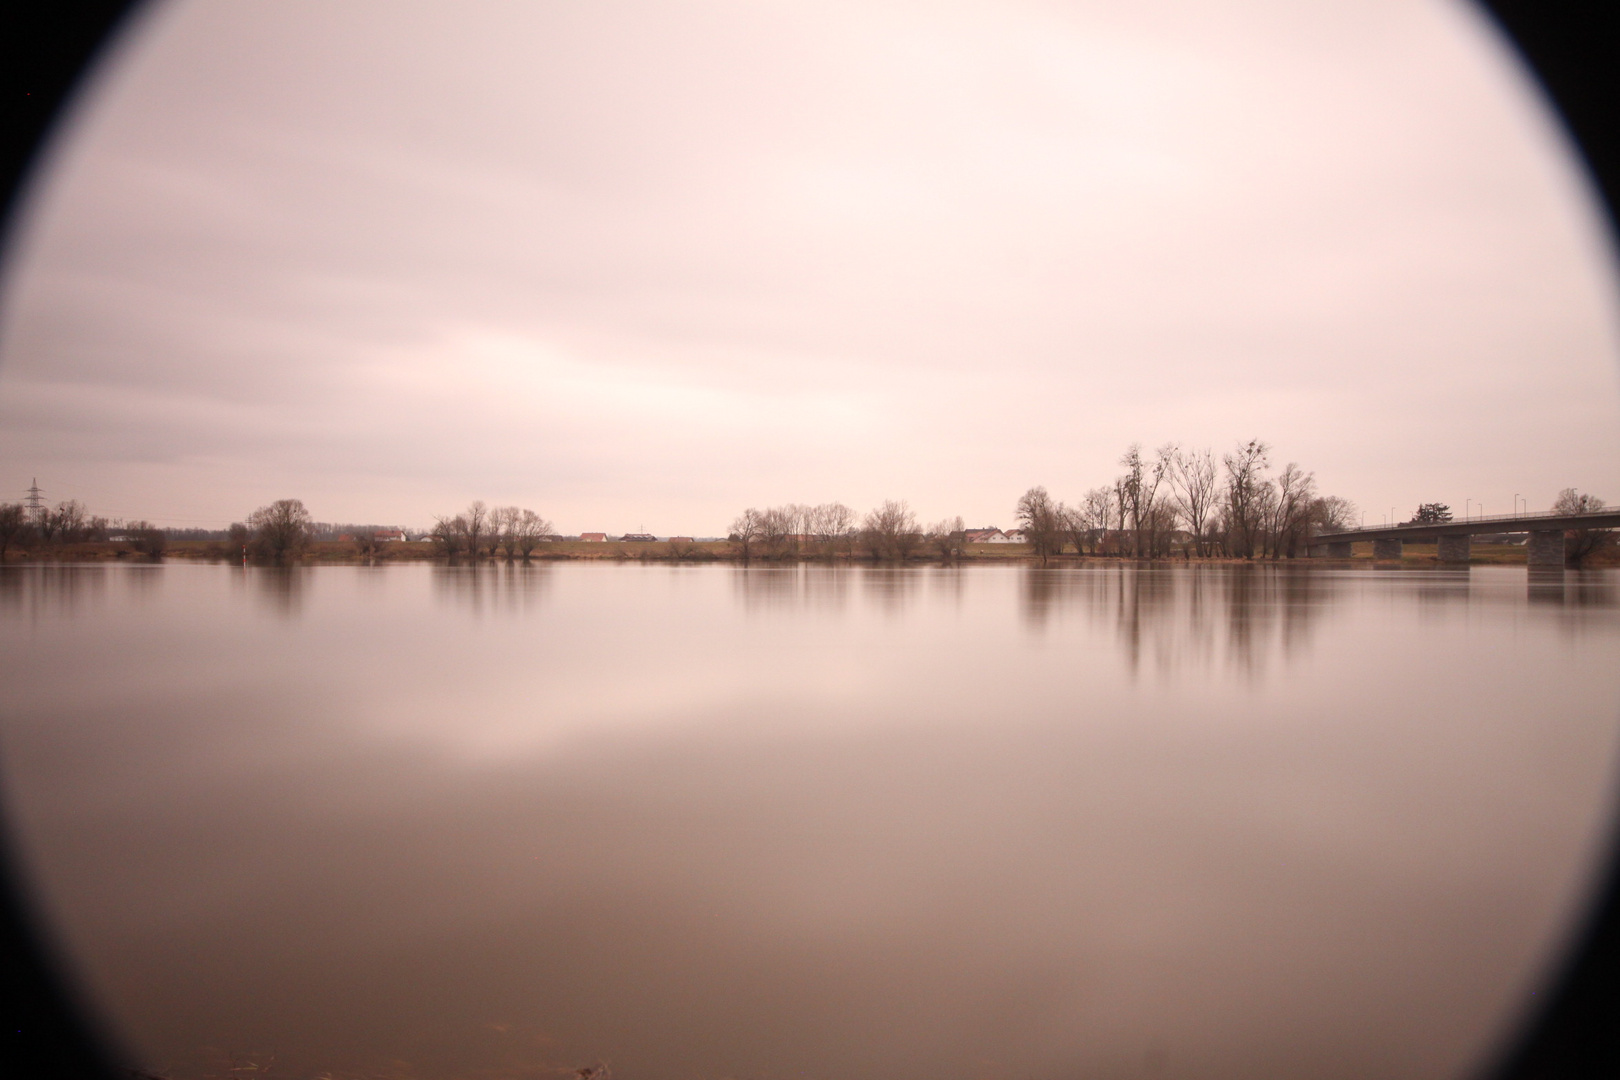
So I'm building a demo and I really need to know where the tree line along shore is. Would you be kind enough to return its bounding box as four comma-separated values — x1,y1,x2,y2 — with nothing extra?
3,441,1612,566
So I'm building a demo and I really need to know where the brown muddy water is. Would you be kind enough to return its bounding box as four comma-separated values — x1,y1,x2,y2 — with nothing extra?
1,561,1618,1080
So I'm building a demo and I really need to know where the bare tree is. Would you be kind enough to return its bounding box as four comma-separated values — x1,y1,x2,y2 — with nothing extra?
515,509,552,558
39,499,89,547
463,501,490,558
1267,462,1316,558
759,505,799,558
1251,479,1279,558
1079,487,1113,555
1115,447,1144,555
783,503,814,557
1142,494,1178,557
351,529,384,559
1059,503,1090,557
1015,486,1066,564
1168,447,1218,556
806,502,855,557
0,503,30,559
488,506,515,559
1554,488,1613,565
730,507,765,561
1222,439,1271,558
430,515,464,557
1307,495,1358,539
125,520,168,558
927,516,966,560
861,500,920,560
247,499,314,561
1114,445,1171,557
228,522,250,559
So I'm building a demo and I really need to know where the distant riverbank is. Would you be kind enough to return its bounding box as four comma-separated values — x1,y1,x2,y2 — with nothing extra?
6,539,1612,566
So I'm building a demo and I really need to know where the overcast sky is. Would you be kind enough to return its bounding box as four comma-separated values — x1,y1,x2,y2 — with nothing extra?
2,0,1617,534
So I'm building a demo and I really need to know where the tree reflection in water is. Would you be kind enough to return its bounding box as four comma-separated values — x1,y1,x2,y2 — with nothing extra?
860,566,919,616
228,563,309,621
2,561,1617,1080
732,564,853,616
0,564,109,621
1020,564,1336,680
431,561,551,616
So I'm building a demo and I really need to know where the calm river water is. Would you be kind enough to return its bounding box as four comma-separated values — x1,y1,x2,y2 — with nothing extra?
2,561,1619,1080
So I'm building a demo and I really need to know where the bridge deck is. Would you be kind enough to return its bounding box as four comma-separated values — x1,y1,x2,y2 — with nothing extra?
1316,509,1620,543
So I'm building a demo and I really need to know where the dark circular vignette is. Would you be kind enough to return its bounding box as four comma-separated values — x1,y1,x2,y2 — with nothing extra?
1470,7,1620,1076
0,6,149,1078
0,3,1617,1079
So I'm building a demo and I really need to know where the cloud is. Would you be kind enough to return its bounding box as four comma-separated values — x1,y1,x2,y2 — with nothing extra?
2,0,1616,531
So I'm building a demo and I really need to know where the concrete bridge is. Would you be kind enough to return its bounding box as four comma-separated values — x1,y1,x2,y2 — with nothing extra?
1311,508,1620,566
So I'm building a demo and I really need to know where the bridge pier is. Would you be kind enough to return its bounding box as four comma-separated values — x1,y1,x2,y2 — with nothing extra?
1326,541,1353,558
1372,538,1403,560
1527,530,1565,568
1436,535,1471,564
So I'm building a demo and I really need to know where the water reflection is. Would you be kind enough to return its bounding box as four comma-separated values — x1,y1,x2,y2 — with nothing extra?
431,561,551,615
1527,568,1620,607
1019,564,1336,679
246,564,310,618
927,565,968,609
731,565,799,613
1,563,1617,1080
860,566,920,615
121,563,164,605
0,564,109,620
732,564,853,615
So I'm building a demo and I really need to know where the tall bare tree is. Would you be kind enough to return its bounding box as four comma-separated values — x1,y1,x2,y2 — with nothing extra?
0,503,30,559
488,506,518,559
1079,487,1113,554
1554,488,1613,565
1141,494,1178,557
1015,486,1065,564
927,516,966,560
122,524,165,563
430,515,464,557
40,500,89,546
1267,462,1316,558
515,509,552,558
247,499,313,562
462,501,490,558
1114,445,1171,557
1168,447,1218,556
1059,503,1090,556
1307,495,1358,541
806,502,855,557
862,500,920,560
1222,439,1271,559
730,508,765,561
759,505,799,558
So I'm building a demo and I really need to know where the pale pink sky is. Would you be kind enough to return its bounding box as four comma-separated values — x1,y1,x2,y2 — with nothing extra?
2,0,1618,534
